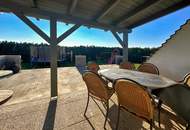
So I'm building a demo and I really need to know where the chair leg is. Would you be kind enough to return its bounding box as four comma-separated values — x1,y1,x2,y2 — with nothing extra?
150,119,154,130
116,105,121,130
187,124,190,130
158,100,162,127
84,93,90,117
104,100,109,129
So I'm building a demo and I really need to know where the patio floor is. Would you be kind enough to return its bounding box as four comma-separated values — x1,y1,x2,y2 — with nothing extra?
0,65,187,130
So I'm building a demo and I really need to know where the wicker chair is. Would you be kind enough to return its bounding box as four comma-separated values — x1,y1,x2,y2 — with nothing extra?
114,79,156,130
119,61,135,70
82,71,114,128
87,62,100,73
138,63,159,75
182,73,190,87
187,124,190,130
180,73,190,130
138,63,161,126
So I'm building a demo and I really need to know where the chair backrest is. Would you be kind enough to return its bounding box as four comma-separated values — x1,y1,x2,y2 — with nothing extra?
87,62,100,73
114,79,154,120
183,73,190,87
138,63,159,75
119,61,135,70
82,71,109,101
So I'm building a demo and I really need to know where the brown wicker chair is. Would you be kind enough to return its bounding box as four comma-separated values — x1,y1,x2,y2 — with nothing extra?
114,79,156,130
82,71,114,128
87,62,100,73
182,73,190,87
138,63,161,126
180,72,190,130
138,63,159,75
119,61,135,70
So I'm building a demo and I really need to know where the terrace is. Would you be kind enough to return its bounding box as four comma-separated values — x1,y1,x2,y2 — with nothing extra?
0,0,189,130
0,65,187,130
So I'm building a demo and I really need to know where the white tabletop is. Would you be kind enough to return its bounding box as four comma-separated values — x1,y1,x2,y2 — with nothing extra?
99,68,177,89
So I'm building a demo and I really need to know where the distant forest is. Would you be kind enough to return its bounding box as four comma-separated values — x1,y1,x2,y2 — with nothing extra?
0,41,158,64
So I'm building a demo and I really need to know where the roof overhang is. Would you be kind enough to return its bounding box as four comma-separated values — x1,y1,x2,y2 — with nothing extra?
0,0,189,32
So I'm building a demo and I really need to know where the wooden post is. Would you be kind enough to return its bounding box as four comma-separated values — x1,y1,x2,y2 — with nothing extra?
123,30,128,61
15,13,80,98
50,17,58,97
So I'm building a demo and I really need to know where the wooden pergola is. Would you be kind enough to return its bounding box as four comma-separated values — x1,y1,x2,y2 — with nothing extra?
0,0,189,98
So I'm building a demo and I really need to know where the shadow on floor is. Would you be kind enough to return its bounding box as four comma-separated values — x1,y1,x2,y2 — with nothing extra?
42,99,57,130
107,104,187,130
107,104,147,130
160,107,187,130
76,66,87,75
85,96,187,130
84,114,95,130
0,72,13,80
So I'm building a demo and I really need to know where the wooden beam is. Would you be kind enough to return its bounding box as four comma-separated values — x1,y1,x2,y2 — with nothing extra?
50,17,58,97
50,17,57,45
111,31,124,47
0,1,124,32
14,13,51,43
122,30,128,61
32,0,38,8
128,0,190,29
57,24,80,44
95,0,120,21
68,0,78,15
114,0,159,26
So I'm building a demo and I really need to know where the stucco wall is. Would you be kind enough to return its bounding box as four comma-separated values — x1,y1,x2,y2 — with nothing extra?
147,20,190,81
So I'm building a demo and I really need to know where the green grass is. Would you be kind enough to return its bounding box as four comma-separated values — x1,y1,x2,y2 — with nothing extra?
134,64,141,69
21,63,32,69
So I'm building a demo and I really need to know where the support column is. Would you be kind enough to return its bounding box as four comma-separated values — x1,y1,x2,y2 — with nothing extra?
15,13,80,98
122,30,128,62
50,17,58,97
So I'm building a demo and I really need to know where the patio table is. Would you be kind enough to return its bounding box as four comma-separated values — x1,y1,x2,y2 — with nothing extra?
99,68,176,89
99,68,190,125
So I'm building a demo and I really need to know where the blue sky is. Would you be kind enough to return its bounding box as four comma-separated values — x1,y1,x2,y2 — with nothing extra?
0,6,190,48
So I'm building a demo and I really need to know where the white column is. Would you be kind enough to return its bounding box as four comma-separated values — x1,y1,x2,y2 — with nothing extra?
50,17,58,97
123,30,128,61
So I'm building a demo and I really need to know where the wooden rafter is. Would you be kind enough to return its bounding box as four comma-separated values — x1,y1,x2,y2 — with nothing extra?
0,0,189,31
111,31,124,47
15,13,51,43
32,0,38,8
95,0,120,21
128,0,190,29
68,0,78,15
0,1,124,32
57,24,80,43
114,0,159,26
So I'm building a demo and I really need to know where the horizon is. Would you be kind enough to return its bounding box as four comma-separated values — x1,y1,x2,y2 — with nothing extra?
0,6,190,48
0,40,160,49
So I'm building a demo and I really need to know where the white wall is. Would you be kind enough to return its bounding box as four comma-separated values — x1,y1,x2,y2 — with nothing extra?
147,20,190,81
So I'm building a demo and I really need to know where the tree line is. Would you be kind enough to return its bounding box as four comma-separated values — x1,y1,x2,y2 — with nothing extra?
0,41,158,64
